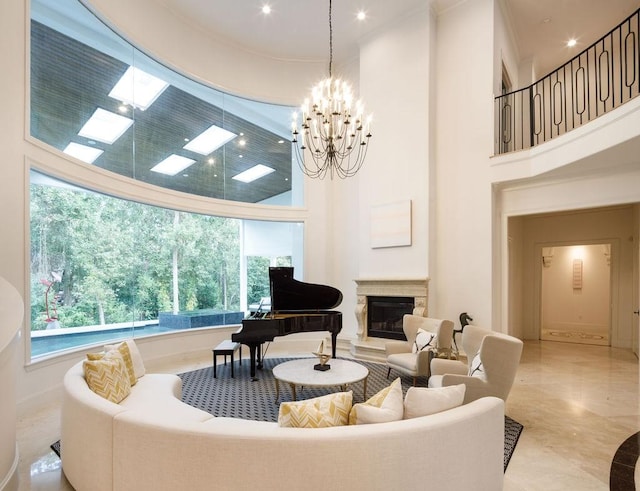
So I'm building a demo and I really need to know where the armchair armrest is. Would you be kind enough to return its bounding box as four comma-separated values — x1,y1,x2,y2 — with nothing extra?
430,358,468,377
385,340,411,357
415,350,434,375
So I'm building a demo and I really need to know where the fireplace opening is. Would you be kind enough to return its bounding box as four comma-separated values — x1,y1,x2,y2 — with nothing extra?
367,296,415,340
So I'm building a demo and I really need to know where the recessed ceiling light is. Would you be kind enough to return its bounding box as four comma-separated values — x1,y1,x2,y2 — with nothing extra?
184,125,237,155
78,108,133,144
238,139,246,147
63,142,103,164
567,39,577,47
357,11,366,21
262,5,271,15
232,164,275,183
278,140,284,144
208,158,215,165
108,66,169,111
150,154,196,176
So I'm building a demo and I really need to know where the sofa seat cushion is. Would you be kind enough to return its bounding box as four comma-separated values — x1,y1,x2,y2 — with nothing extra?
387,352,418,372
119,373,213,422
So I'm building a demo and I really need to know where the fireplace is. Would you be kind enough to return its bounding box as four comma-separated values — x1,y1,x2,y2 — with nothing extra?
367,296,415,340
354,278,429,342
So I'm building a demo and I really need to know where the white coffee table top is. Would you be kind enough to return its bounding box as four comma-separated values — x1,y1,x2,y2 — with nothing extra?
273,358,369,392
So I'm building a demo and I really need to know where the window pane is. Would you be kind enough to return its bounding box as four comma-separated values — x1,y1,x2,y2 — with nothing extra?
30,0,300,205
29,171,303,358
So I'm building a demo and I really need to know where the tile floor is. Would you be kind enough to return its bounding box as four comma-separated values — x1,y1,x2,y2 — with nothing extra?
13,340,640,490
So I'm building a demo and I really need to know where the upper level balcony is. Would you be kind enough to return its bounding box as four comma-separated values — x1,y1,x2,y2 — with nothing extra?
491,8,640,183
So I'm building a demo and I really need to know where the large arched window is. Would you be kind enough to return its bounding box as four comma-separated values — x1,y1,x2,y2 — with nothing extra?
30,0,300,205
28,0,304,358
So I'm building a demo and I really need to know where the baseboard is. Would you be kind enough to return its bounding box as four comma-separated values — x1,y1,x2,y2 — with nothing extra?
0,443,19,491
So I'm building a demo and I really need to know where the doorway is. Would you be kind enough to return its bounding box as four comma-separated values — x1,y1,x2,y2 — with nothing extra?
540,244,611,345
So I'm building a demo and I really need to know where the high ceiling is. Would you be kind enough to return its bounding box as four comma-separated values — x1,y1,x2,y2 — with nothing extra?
157,0,640,83
32,0,640,205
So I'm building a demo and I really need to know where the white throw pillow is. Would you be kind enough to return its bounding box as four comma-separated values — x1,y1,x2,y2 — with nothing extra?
349,377,404,425
403,384,466,419
412,328,436,354
468,352,486,380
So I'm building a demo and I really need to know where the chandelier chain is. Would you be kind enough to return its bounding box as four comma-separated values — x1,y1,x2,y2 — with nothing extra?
329,0,333,78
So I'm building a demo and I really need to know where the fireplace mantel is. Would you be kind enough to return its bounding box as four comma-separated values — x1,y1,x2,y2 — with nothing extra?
354,278,429,342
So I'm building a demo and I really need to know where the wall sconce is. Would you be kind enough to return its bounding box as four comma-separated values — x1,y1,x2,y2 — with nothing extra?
542,247,554,268
572,259,583,289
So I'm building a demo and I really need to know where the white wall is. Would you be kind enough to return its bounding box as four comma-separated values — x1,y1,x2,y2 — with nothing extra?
433,0,496,327
325,5,435,343
541,245,611,342
506,205,636,348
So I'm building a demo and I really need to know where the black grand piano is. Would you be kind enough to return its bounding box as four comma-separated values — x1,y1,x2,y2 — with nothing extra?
232,267,343,380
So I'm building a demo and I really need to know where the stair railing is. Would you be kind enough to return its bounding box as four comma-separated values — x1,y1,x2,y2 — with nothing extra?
495,8,640,155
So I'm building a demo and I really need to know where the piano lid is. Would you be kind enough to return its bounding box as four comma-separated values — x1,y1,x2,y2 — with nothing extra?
269,267,343,312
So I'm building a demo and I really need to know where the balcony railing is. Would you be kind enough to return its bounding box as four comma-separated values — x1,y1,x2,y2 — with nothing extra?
495,8,640,155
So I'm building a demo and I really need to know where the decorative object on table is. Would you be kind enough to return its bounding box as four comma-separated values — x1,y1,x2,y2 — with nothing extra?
312,340,332,371
291,0,372,179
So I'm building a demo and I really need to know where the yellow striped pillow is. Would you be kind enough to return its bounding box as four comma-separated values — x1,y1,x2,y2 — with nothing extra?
278,391,353,428
87,342,136,386
83,350,131,403
105,342,137,386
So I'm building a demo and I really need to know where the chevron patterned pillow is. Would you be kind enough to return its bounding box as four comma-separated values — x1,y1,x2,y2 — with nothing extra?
104,341,137,386
83,350,131,403
278,391,353,428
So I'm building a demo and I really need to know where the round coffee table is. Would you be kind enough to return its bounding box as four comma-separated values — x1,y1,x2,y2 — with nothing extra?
272,358,369,402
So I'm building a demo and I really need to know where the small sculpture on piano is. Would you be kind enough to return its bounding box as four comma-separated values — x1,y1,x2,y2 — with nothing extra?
312,340,332,371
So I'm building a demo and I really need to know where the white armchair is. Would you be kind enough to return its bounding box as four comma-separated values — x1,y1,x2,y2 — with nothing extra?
385,315,455,386
428,324,523,404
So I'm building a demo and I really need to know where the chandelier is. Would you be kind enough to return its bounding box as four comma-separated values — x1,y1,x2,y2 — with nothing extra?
291,0,372,179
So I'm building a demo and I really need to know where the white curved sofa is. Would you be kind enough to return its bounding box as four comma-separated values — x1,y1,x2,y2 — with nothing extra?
61,359,505,491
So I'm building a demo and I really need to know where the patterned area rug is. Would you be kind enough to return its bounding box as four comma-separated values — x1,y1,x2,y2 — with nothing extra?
179,356,523,471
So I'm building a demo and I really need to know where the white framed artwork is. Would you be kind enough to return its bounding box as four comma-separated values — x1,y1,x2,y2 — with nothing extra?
370,200,412,249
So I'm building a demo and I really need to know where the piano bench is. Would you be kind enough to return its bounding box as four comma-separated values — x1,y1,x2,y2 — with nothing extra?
212,341,242,378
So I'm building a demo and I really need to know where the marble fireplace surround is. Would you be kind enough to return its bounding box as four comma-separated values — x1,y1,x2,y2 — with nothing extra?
351,278,429,360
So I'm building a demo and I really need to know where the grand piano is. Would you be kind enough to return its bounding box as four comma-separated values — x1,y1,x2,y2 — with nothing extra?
232,267,343,380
